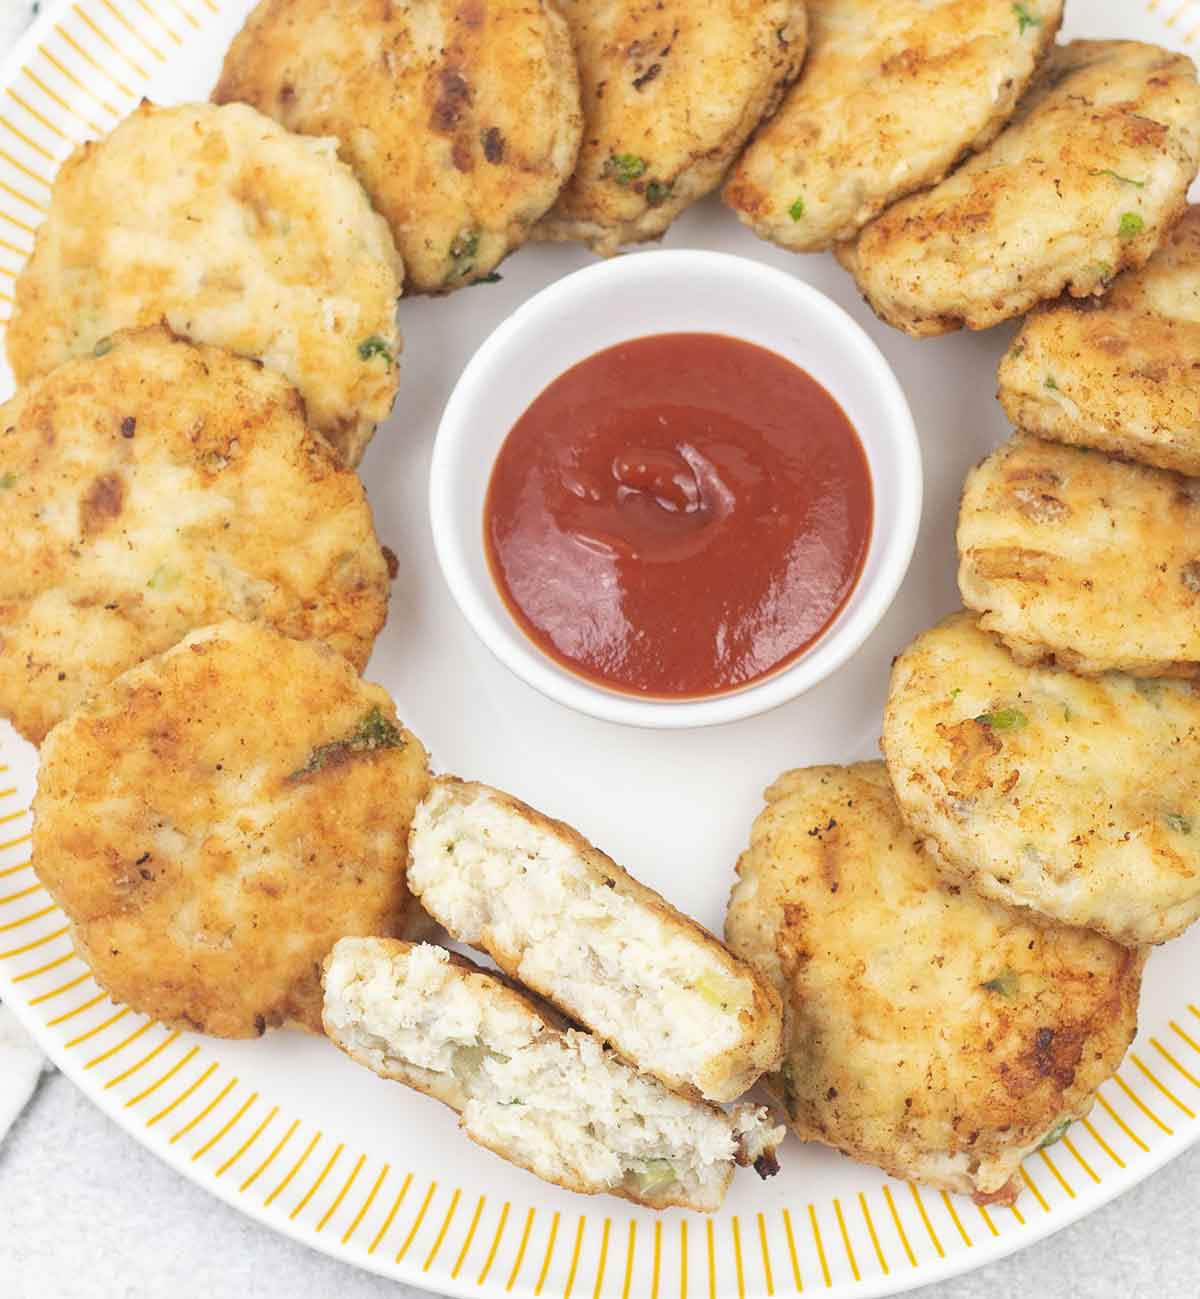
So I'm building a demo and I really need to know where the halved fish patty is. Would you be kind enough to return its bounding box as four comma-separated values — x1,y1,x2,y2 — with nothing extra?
406,776,784,1102
324,938,784,1212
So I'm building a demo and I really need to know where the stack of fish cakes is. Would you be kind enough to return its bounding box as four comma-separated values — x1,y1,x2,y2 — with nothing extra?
213,0,808,269
3,98,433,1030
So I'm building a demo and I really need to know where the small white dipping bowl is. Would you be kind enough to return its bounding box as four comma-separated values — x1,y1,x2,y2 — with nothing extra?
429,249,922,729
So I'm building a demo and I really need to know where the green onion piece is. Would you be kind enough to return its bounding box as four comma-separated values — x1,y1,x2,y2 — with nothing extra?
1013,2,1041,33
788,196,805,221
290,705,405,780
93,336,114,357
1044,376,1059,391
1118,212,1144,240
645,180,672,207
980,970,1020,997
695,972,742,1011
603,153,647,185
975,707,1028,730
1038,1119,1071,1150
146,563,179,591
633,1159,678,1196
357,335,392,362
446,229,481,281
1092,169,1145,188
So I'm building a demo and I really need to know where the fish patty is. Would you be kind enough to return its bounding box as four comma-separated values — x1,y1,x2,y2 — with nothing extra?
725,763,1143,1204
407,776,784,1103
958,434,1200,679
7,101,402,465
535,0,806,257
32,621,430,1037
999,206,1200,475
883,612,1200,946
837,41,1200,336
324,938,784,1212
0,328,390,745
214,0,582,293
725,0,1062,252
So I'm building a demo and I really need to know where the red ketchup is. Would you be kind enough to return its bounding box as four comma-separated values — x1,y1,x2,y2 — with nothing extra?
484,333,873,699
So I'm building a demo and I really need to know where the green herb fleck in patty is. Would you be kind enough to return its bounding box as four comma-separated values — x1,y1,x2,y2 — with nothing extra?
446,229,481,281
603,153,647,185
1118,212,1145,240
1038,1119,1071,1150
975,707,1027,730
146,563,179,591
788,196,805,221
980,969,1020,998
290,706,405,780
357,335,392,362
1013,2,1041,34
1092,169,1145,188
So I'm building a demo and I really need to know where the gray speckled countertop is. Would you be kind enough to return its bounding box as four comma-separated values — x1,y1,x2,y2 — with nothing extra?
1,1071,1197,1299
0,1,39,60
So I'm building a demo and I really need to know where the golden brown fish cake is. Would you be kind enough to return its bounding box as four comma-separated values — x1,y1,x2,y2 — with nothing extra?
32,622,431,1037
7,101,402,465
214,0,581,293
837,41,1200,337
999,207,1200,475
725,763,1143,1204
724,0,1062,252
883,613,1200,946
958,434,1200,678
536,0,806,256
0,328,390,745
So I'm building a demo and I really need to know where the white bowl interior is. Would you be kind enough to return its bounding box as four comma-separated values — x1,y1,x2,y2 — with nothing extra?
431,249,921,727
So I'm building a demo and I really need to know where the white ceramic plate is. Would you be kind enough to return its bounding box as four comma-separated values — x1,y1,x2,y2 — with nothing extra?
2,3,1199,1297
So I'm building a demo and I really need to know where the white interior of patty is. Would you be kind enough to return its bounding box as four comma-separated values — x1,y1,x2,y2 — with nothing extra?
325,941,775,1208
407,786,751,1092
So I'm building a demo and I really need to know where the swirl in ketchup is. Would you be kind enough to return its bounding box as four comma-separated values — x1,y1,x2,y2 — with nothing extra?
484,332,873,699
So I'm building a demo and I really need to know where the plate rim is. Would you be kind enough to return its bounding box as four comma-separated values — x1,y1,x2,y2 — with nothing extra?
2,0,1199,1293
